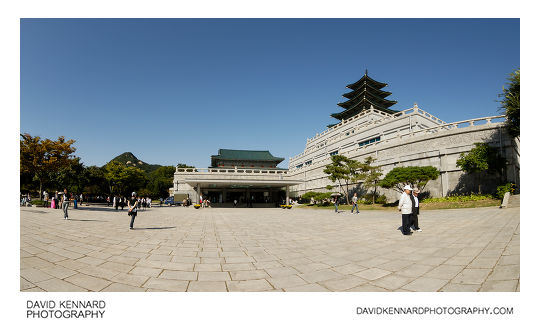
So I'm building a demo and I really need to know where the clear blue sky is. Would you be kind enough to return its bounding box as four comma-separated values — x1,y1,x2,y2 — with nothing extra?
20,18,519,168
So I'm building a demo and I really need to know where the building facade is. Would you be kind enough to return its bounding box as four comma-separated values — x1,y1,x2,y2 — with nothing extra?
173,149,301,206
287,73,519,200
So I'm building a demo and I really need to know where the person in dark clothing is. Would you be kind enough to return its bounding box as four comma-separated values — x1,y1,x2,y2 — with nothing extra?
128,192,138,229
410,188,422,232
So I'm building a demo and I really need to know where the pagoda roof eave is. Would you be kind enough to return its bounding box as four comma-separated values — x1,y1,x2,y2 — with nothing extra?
346,75,387,89
342,84,392,99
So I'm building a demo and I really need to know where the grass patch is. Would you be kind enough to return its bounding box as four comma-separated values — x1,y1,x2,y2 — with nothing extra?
421,199,500,210
297,204,395,211
297,198,501,211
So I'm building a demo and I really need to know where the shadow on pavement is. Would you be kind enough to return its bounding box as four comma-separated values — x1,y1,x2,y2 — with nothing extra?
67,219,107,222
132,227,176,230
75,207,123,212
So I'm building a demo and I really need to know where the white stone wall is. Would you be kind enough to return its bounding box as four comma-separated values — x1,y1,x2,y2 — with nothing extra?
288,109,517,200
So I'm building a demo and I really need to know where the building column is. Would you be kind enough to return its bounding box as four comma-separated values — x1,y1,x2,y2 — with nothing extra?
196,183,201,204
286,185,290,205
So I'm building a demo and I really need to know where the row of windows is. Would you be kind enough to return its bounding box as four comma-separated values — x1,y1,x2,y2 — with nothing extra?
358,136,381,147
297,137,381,168
296,160,313,169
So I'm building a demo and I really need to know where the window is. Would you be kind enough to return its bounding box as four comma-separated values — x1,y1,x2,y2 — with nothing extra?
358,136,381,147
296,164,303,169
305,160,312,166
330,150,338,156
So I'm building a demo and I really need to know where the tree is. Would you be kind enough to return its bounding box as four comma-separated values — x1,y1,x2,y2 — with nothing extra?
456,143,506,193
148,166,176,198
48,157,85,193
499,69,519,138
104,161,147,196
380,166,439,193
301,191,331,204
20,133,76,199
357,156,383,204
323,155,362,204
82,165,109,195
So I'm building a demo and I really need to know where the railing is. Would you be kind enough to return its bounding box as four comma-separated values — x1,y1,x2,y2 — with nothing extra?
176,167,289,175
288,114,506,173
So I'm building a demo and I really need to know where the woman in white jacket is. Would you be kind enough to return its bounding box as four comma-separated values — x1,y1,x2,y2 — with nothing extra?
398,185,413,235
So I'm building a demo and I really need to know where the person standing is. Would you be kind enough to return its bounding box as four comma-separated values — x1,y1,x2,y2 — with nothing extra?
61,189,70,220
233,199,237,208
398,185,413,235
410,188,422,232
351,193,359,214
334,195,339,213
43,191,49,208
73,192,78,209
128,192,138,230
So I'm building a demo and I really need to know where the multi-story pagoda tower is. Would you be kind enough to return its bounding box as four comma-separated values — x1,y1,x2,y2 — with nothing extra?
328,70,398,128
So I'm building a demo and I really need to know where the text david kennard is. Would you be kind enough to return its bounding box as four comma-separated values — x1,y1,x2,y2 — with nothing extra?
27,300,106,319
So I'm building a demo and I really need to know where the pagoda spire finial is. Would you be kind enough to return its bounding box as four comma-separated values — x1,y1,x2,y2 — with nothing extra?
365,69,368,76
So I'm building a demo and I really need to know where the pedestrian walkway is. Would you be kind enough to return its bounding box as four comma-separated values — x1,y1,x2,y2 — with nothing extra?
20,205,519,292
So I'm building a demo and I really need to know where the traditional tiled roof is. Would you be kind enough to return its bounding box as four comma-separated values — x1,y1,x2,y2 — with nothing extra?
211,149,284,163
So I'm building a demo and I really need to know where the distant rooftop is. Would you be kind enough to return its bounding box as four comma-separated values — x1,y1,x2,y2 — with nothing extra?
211,149,285,166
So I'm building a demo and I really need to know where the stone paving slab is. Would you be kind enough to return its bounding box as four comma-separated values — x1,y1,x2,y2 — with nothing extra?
20,205,519,292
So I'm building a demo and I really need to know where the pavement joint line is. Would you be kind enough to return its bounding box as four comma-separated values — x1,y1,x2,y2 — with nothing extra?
21,206,519,292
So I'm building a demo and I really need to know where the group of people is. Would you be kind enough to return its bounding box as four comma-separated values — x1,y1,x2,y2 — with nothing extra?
107,195,152,211
41,190,82,210
331,188,422,236
398,185,422,235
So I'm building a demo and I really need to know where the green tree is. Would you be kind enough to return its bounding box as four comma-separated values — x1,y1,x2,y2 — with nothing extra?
148,166,176,198
48,157,85,193
301,191,331,204
380,166,439,193
323,155,362,204
104,161,147,196
456,143,506,193
82,165,109,195
357,156,383,204
20,133,76,199
498,69,519,138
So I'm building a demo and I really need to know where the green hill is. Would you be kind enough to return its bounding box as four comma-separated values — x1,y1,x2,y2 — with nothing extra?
108,152,162,174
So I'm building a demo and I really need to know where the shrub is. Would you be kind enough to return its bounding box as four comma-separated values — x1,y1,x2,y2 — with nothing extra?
375,195,387,204
422,194,494,203
496,183,516,199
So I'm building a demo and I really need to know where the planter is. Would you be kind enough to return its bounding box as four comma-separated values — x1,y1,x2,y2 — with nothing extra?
194,205,201,209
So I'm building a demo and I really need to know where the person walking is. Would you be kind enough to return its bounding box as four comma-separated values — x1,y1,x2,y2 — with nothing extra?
398,185,413,235
61,189,70,220
128,192,139,230
351,193,359,214
410,188,422,232
233,199,237,208
334,195,339,213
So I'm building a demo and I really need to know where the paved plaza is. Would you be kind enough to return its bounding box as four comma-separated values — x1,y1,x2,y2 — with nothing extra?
20,204,519,292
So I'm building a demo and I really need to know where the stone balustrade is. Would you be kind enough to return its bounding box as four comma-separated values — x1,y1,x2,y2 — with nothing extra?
176,167,289,176
289,114,507,174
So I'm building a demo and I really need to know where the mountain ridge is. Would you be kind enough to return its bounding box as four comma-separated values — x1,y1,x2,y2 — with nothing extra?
107,152,162,174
